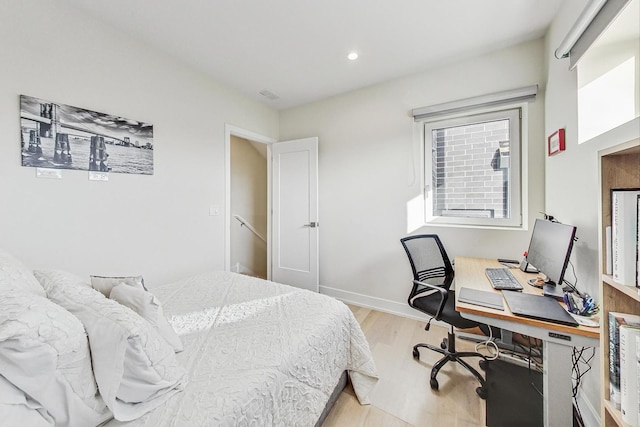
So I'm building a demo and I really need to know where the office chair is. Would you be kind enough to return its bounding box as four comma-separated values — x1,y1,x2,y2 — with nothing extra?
400,234,488,399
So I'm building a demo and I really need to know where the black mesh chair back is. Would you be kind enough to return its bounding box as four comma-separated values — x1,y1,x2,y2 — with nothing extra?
401,234,453,291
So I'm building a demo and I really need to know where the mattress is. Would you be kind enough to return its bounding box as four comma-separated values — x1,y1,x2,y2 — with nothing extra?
103,271,378,426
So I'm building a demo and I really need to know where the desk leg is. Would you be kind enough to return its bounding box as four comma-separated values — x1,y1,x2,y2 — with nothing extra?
500,329,513,346
543,341,573,427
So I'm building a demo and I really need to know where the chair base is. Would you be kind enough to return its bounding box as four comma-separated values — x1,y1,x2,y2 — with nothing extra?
413,329,488,400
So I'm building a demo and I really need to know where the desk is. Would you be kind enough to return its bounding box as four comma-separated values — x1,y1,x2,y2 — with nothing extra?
454,257,599,427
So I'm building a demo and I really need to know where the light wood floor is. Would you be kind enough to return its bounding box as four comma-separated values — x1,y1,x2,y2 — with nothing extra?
322,305,487,427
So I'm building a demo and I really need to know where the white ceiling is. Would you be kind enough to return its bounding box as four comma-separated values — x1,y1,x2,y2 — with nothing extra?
60,0,564,110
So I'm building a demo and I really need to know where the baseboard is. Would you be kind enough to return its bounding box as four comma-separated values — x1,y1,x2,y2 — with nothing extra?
231,262,265,279
576,391,600,427
319,285,446,325
231,262,252,274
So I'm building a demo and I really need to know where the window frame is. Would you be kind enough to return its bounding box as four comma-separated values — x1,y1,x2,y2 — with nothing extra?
421,106,525,229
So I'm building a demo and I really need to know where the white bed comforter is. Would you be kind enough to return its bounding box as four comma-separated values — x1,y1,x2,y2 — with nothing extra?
104,271,378,427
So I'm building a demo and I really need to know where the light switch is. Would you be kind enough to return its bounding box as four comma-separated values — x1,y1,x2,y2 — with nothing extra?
209,204,220,216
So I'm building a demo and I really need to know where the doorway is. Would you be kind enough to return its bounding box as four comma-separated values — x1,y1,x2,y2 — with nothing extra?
224,125,319,291
225,124,275,279
230,135,268,278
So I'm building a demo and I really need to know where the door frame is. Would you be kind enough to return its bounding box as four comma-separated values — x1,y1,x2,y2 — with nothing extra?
224,124,276,278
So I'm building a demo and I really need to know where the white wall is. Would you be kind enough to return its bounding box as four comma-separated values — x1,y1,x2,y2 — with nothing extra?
545,1,640,424
577,38,640,142
279,39,547,316
0,0,278,285
230,136,268,278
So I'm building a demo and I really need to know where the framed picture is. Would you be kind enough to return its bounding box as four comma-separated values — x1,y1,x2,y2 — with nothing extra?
547,128,565,156
20,95,154,175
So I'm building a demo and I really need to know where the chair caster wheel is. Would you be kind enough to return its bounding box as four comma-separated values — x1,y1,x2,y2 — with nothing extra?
440,339,447,350
479,359,488,370
430,378,439,391
476,387,487,400
412,348,420,359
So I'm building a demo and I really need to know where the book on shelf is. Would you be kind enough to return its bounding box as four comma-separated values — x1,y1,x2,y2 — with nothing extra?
620,324,640,427
606,225,612,275
636,335,639,425
609,311,640,410
636,194,639,290
611,189,640,286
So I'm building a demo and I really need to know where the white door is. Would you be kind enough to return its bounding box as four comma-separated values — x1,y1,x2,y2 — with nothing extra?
271,137,319,292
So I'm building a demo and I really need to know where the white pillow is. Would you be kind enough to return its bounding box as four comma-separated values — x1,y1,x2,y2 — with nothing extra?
0,250,45,297
109,283,183,353
35,269,91,294
91,275,145,297
0,293,110,427
35,270,185,422
0,374,54,427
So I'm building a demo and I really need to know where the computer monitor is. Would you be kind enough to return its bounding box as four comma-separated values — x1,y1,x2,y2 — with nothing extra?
524,219,576,298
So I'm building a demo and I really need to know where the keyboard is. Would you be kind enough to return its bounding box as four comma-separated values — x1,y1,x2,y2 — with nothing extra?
485,268,523,291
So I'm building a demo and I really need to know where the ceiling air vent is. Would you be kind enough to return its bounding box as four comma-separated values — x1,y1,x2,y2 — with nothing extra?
259,90,280,101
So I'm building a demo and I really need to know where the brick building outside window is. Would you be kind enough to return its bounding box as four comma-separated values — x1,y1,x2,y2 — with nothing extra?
424,108,522,228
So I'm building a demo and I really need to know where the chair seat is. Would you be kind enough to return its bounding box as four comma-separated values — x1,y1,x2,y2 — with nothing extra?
412,289,479,330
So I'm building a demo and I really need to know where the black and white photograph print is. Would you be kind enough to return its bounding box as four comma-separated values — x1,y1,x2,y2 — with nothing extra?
20,95,154,175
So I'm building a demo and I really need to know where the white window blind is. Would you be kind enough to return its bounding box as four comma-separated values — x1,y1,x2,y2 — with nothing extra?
412,85,537,122
555,0,632,70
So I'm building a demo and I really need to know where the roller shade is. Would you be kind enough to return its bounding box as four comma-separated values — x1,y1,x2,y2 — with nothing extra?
555,0,631,70
412,85,538,122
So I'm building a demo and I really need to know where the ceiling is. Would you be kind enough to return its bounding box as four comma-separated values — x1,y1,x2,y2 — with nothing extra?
60,0,564,110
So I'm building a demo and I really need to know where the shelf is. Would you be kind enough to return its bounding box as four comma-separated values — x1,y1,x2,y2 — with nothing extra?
602,274,640,302
599,137,640,427
603,399,624,427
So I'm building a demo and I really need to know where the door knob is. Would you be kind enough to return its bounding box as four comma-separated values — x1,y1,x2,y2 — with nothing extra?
303,222,319,228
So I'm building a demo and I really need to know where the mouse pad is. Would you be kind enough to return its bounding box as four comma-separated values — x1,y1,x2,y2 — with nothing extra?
502,291,578,327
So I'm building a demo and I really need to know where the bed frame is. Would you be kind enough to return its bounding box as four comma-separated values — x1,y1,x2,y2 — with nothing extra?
315,371,348,426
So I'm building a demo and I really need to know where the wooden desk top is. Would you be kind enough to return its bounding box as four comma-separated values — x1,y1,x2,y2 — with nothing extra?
454,256,599,340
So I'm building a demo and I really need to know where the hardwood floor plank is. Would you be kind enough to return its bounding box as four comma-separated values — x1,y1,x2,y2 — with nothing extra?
322,385,412,427
324,304,486,427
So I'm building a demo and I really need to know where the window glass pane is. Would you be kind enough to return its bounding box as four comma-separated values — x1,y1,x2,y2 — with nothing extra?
431,119,511,219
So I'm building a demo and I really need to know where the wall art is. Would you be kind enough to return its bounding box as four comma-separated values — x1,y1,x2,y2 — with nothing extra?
20,95,153,175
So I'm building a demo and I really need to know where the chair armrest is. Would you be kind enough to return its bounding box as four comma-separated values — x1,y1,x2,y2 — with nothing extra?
411,279,449,320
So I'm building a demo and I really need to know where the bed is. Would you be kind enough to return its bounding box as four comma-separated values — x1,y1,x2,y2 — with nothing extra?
0,250,378,427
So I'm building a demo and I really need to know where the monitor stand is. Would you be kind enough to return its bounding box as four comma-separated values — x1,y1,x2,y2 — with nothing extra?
519,258,538,274
543,283,565,301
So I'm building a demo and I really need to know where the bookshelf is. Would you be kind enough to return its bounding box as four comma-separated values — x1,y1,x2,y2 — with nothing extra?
598,138,640,427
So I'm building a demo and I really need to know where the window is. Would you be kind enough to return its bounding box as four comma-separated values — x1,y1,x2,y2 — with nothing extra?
423,108,522,228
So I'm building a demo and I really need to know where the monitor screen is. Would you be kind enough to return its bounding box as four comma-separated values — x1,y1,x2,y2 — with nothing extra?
525,219,576,286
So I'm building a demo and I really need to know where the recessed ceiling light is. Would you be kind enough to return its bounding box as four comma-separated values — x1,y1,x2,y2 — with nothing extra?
347,52,358,61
